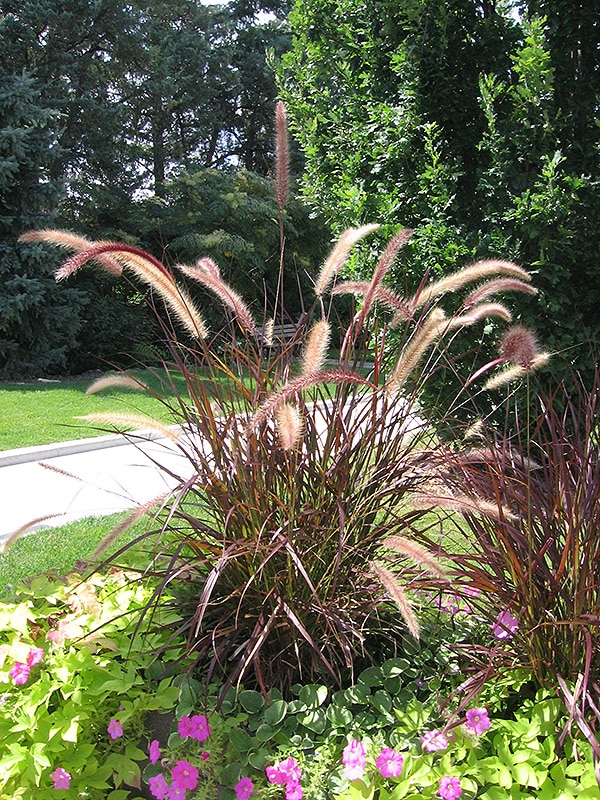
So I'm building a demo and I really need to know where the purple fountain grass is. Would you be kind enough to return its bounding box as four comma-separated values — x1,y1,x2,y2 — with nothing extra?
23,102,552,698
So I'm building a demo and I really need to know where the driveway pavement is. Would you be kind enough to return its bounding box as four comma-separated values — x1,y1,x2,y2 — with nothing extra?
0,431,193,539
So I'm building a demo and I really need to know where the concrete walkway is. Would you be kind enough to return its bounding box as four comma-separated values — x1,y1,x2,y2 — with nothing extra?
0,430,193,539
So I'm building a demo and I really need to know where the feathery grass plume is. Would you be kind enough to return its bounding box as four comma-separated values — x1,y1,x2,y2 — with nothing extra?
274,402,303,451
0,515,64,553
86,373,148,395
463,419,485,441
19,229,123,276
455,302,512,325
245,369,374,435
332,281,413,320
370,561,420,639
500,325,539,368
275,100,290,211
385,308,447,396
411,489,517,522
262,318,275,347
56,242,208,340
301,319,331,376
383,535,447,579
92,495,169,559
314,224,380,297
484,352,550,391
177,258,256,335
411,259,532,310
465,278,538,307
75,413,180,442
358,228,412,322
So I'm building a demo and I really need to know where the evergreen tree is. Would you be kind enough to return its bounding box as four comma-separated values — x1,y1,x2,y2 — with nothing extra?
0,71,85,378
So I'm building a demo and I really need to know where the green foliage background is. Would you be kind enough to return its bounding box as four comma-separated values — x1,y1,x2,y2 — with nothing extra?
280,0,600,383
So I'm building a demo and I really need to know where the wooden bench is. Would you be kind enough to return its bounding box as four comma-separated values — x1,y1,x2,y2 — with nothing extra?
256,321,302,350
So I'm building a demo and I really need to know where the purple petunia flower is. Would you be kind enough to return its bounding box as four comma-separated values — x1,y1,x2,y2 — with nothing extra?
171,760,199,791
189,713,211,742
492,609,518,640
421,729,449,752
375,747,404,778
149,773,169,800
235,777,254,800
27,647,44,667
286,780,303,800
465,707,491,736
9,662,30,685
167,784,186,799
149,739,161,765
50,767,71,789
438,776,462,800
342,739,366,781
177,715,192,739
107,718,123,739
266,757,302,785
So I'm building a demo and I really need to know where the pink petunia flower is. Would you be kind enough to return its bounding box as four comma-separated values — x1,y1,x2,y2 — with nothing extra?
375,747,404,778
149,773,169,800
50,766,71,789
465,707,491,736
286,780,303,800
149,739,161,765
167,784,186,799
266,757,302,785
189,713,211,742
438,776,462,800
342,739,366,781
421,729,449,752
492,609,518,640
27,647,44,667
9,662,30,685
107,718,123,739
235,777,254,800
201,751,210,761
177,715,192,739
171,760,199,792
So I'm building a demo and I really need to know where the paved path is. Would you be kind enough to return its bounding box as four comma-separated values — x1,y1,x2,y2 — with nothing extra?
0,431,193,539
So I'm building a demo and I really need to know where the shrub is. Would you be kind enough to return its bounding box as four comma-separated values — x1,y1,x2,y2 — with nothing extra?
20,104,546,698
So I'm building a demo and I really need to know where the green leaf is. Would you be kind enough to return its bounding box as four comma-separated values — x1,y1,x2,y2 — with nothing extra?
298,708,327,733
238,690,265,714
298,684,328,708
264,700,287,726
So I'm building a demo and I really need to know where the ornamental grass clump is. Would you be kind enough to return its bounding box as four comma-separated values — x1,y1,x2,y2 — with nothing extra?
20,103,546,696
408,367,600,763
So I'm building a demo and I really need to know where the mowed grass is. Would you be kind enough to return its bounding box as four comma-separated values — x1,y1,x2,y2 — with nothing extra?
0,369,191,451
0,511,153,599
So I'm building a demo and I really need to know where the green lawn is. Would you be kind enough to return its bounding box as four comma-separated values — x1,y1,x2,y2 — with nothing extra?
0,511,153,599
0,369,190,451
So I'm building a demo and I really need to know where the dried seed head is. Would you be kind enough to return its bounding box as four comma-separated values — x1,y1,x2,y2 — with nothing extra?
314,225,379,297
370,561,420,639
275,101,290,211
385,308,447,396
301,320,331,377
275,403,303,450
500,326,539,368
75,413,180,442
86,374,146,395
